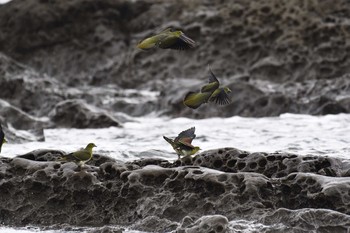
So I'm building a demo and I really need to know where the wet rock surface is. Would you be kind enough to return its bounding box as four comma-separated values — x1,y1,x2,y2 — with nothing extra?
1,148,350,232
0,0,348,124
0,0,349,231
49,99,121,128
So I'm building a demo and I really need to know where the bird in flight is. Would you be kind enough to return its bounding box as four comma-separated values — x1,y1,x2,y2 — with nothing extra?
137,28,196,50
163,127,200,159
183,65,231,109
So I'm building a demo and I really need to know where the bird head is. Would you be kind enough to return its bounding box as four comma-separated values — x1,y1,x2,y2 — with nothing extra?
86,143,97,150
224,87,232,93
193,146,201,154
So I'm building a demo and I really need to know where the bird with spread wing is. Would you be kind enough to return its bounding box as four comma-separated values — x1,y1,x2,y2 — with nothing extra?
137,28,196,50
183,65,231,109
163,127,200,159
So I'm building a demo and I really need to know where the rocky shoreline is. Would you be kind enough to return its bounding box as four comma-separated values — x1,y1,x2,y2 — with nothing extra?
0,0,349,231
0,0,349,134
1,147,350,232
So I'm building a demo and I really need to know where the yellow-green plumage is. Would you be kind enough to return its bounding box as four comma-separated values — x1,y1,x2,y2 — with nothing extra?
137,28,196,50
183,65,231,109
183,92,213,109
60,143,96,164
163,127,200,158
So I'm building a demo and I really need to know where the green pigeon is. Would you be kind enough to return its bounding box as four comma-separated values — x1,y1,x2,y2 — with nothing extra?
183,65,231,109
163,127,200,158
60,143,96,165
137,28,196,50
0,124,7,153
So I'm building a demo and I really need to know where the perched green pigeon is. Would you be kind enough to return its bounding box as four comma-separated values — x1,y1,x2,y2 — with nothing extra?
183,66,231,109
60,143,96,165
163,127,200,158
0,124,6,153
137,28,196,50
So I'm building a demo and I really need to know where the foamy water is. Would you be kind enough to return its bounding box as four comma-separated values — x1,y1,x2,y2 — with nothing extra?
1,113,350,233
0,0,11,4
2,113,350,160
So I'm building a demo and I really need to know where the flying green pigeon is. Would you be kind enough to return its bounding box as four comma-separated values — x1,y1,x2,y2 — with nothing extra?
163,127,200,158
183,66,231,109
0,124,7,153
59,143,96,165
137,28,196,50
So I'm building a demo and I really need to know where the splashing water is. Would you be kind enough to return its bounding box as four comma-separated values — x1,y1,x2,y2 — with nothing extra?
2,113,350,160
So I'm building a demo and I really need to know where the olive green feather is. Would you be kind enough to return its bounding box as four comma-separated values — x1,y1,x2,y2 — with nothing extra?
137,28,196,50
163,127,200,158
60,143,96,163
183,65,231,109
183,92,212,109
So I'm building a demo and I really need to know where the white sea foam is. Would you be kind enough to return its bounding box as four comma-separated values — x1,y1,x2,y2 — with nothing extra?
0,0,11,4
1,113,350,233
2,113,349,160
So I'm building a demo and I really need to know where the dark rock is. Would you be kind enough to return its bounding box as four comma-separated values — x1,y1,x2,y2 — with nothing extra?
192,148,345,177
132,216,178,233
1,147,350,232
17,149,66,161
0,100,47,142
0,53,65,117
261,208,350,233
176,215,229,233
87,226,124,233
0,0,349,117
48,99,122,128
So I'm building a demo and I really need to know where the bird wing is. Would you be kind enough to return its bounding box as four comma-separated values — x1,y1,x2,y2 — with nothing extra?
175,127,196,143
178,142,195,149
138,33,168,50
62,149,91,162
183,91,212,109
61,153,78,161
208,65,219,83
159,28,173,33
72,149,91,161
201,66,220,92
178,140,195,148
209,88,231,105
157,33,196,50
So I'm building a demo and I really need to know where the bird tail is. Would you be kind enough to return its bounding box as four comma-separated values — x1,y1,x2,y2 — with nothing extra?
163,136,174,146
57,153,73,162
57,156,67,162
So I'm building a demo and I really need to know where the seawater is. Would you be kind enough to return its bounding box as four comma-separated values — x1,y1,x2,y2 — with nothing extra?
1,113,350,233
2,113,350,160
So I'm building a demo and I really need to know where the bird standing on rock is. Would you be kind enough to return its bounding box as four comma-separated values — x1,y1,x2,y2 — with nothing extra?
163,127,200,159
59,143,96,165
0,124,7,153
137,28,196,50
183,65,231,109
